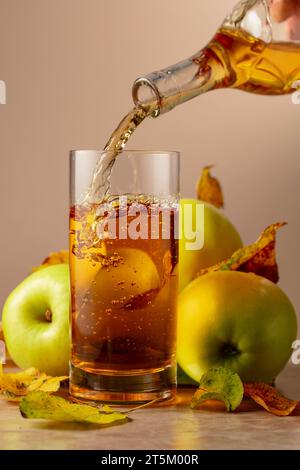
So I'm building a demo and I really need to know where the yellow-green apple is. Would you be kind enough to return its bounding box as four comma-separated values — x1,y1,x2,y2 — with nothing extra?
88,247,160,309
178,271,297,383
179,199,242,291
76,247,161,344
2,264,70,376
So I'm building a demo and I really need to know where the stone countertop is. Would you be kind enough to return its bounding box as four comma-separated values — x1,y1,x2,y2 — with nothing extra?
0,364,300,450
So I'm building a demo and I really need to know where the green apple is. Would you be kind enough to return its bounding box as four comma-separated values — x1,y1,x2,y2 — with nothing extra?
179,199,242,291
2,264,70,376
178,271,297,383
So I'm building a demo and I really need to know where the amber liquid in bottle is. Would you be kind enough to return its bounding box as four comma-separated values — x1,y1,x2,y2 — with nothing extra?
209,27,300,95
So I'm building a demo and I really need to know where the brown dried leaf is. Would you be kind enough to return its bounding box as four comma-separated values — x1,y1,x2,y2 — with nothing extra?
199,223,286,283
196,166,224,209
244,383,299,416
32,250,69,272
0,364,68,402
196,165,224,209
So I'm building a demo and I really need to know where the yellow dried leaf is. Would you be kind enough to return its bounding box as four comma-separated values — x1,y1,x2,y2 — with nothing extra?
199,223,286,283
32,250,69,272
244,383,299,416
35,375,69,393
20,391,129,426
196,166,224,209
0,364,68,402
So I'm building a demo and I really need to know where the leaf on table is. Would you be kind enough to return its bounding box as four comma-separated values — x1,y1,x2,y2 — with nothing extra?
244,383,299,416
196,166,224,209
191,367,244,412
20,391,129,426
0,364,68,402
198,222,286,283
32,250,69,272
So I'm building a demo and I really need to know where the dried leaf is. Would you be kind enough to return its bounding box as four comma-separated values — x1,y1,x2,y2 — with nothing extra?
196,166,224,209
0,321,4,343
28,376,68,394
191,367,244,412
20,391,129,426
0,364,68,402
244,383,299,416
32,250,69,272
199,223,286,283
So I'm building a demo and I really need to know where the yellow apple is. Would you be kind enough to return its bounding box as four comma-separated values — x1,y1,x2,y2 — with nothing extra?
178,271,298,383
179,199,242,291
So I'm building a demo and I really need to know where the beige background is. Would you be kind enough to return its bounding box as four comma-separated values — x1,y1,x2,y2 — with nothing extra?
0,0,299,324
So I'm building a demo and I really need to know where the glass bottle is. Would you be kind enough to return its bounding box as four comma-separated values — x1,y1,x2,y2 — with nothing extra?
132,0,300,116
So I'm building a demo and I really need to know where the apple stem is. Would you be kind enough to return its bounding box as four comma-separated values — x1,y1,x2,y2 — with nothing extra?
45,309,52,322
221,343,239,357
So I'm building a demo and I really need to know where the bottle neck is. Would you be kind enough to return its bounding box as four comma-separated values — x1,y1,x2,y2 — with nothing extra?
132,45,228,116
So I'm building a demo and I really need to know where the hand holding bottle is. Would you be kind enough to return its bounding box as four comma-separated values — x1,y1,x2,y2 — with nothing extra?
269,0,300,38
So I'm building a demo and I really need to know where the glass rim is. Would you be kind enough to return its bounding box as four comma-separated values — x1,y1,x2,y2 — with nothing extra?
70,149,180,158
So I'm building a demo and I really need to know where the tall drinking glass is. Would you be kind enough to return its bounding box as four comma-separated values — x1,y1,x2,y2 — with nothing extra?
69,150,180,403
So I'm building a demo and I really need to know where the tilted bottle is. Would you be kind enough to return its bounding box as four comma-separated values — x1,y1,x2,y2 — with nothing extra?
132,0,300,116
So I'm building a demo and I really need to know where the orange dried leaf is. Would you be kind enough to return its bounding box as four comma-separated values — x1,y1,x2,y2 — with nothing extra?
196,166,224,209
0,364,68,402
32,250,69,272
244,383,299,416
199,222,286,283
0,322,4,343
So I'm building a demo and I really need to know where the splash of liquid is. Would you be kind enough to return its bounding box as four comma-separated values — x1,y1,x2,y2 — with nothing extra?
85,106,153,203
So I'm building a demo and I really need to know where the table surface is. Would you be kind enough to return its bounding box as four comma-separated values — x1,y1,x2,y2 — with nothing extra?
0,364,300,450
